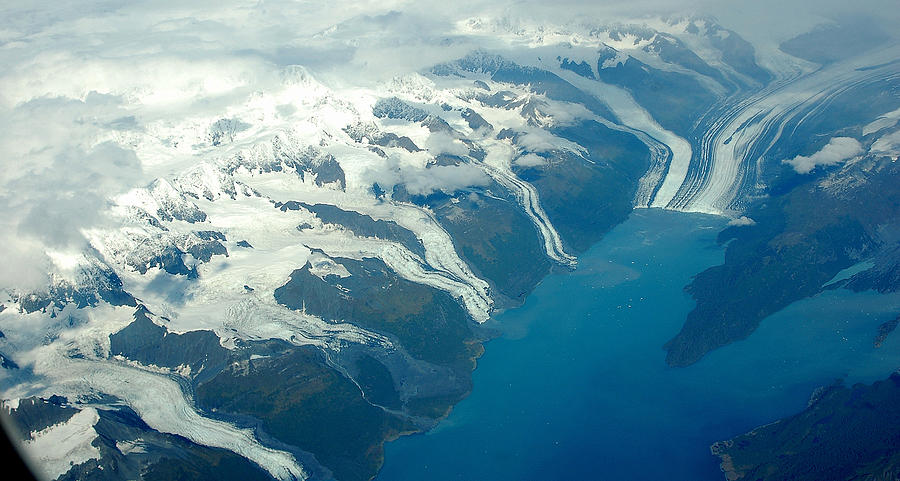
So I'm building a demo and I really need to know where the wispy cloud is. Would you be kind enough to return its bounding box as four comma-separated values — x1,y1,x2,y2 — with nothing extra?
0,94,144,289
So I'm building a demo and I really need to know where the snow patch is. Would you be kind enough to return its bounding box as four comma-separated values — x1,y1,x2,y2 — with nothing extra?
514,153,547,167
863,107,900,136
115,439,147,455
307,252,351,280
728,216,756,226
22,407,101,480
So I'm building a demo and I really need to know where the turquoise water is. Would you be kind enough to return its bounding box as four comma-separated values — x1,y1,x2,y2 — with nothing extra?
377,209,900,481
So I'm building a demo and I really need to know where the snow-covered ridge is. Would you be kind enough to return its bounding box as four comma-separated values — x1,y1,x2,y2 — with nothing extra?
8,16,897,479
476,16,900,218
118,178,208,224
456,16,658,52
2,100,512,474
0,304,306,480
5,3,900,479
454,14,766,85
549,67,693,209
481,163,577,266
175,161,260,201
375,70,588,266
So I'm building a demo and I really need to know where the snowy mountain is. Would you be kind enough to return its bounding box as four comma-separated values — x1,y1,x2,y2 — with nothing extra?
1,6,900,481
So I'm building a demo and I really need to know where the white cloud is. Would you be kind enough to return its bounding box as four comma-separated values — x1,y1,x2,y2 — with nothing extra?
517,128,585,154
514,153,547,167
425,132,470,156
871,130,900,157
0,94,145,290
0,2,897,478
404,164,491,195
783,137,863,174
531,100,593,126
0,0,893,294
361,152,490,196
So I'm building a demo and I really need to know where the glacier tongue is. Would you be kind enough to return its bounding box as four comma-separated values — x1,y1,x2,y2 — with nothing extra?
550,68,693,210
34,352,307,481
480,163,577,266
673,43,900,215
297,228,494,322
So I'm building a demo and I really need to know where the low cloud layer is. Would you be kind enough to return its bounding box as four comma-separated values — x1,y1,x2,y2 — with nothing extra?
0,94,144,290
871,130,900,157
0,0,896,292
514,153,547,167
425,133,471,157
404,164,491,195
783,137,863,174
364,153,491,196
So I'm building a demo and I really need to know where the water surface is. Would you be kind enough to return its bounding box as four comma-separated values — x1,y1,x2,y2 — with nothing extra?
378,209,900,481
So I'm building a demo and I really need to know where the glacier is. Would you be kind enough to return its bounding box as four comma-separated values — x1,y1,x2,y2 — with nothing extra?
2,7,899,481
